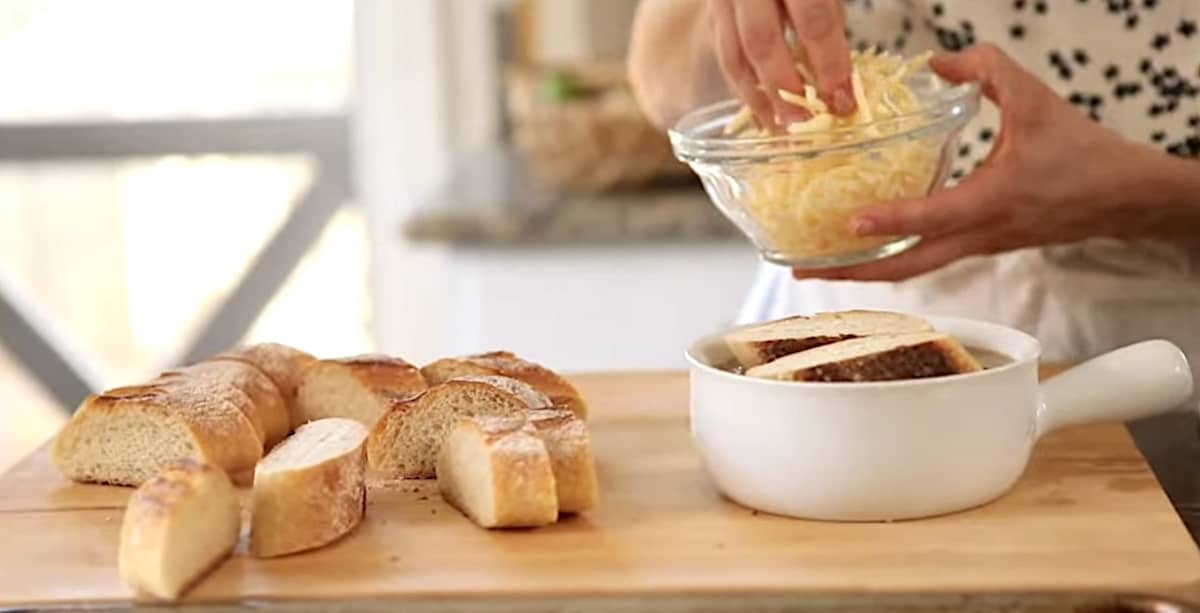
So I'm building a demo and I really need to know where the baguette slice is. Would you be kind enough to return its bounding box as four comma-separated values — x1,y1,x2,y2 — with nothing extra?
367,376,544,479
216,342,316,424
421,351,587,419
437,416,558,528
295,354,427,428
526,409,599,514
725,310,934,368
118,459,240,601
456,374,551,409
166,360,289,449
52,379,263,486
745,332,982,382
250,418,368,558
149,372,266,447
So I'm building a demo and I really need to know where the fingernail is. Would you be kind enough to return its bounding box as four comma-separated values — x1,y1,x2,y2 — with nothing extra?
832,85,856,116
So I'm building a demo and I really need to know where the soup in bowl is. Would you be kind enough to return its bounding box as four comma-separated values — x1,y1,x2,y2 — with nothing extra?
685,315,1192,521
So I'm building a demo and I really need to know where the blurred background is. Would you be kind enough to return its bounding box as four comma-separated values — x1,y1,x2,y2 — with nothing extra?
0,0,759,469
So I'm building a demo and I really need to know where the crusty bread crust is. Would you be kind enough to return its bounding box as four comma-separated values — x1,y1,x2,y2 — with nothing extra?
367,377,533,479
324,354,426,396
453,375,550,409
118,459,240,601
167,360,289,449
216,343,316,414
53,379,263,486
421,351,587,419
725,310,934,367
151,371,267,447
526,409,598,514
437,416,558,528
250,418,368,558
734,335,858,367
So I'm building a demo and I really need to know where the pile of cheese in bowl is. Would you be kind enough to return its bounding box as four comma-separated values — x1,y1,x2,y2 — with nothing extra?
669,48,980,268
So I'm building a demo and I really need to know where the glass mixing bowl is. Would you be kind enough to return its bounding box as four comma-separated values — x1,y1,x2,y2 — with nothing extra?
669,71,980,268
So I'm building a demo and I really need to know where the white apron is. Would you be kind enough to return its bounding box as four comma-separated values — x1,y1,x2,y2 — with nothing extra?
737,0,1200,385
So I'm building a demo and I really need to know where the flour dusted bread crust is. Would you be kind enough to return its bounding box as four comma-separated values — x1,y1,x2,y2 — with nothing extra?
526,409,599,514
437,416,558,528
118,459,240,601
295,354,427,428
52,378,263,486
455,375,551,409
745,333,982,382
421,351,587,419
216,342,315,426
149,371,267,447
367,376,544,479
725,310,934,368
165,360,289,448
250,418,368,558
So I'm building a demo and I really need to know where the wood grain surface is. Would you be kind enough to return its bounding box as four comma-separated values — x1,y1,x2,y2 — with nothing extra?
2,369,1199,608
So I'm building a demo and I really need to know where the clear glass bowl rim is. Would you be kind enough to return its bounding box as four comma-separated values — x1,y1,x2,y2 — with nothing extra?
668,78,981,162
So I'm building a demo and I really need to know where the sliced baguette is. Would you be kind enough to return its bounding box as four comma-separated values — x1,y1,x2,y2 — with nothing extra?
725,310,934,368
52,379,263,486
526,409,598,514
118,459,240,601
455,374,551,409
295,354,427,428
437,416,558,528
216,342,316,425
421,351,587,419
367,376,544,479
745,332,982,382
250,418,368,558
147,372,266,447
165,360,289,449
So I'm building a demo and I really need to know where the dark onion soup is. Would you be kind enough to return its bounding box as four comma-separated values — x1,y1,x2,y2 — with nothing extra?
967,347,1013,370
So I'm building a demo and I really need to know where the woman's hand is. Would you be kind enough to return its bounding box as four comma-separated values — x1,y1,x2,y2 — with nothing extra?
707,0,856,129
793,44,1200,283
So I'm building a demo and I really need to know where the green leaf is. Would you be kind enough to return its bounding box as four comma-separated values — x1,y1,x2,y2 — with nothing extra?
538,71,587,102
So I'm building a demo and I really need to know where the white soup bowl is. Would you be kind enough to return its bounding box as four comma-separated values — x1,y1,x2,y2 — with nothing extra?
685,316,1193,521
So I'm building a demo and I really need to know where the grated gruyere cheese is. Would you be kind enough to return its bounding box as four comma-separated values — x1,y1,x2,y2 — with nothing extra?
726,49,941,260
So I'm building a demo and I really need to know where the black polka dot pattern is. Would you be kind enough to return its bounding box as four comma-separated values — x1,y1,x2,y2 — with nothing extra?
840,0,1200,175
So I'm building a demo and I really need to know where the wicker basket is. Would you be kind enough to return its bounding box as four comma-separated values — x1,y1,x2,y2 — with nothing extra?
505,61,692,192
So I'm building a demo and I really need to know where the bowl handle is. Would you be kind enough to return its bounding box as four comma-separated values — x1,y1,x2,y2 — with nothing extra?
1036,340,1193,438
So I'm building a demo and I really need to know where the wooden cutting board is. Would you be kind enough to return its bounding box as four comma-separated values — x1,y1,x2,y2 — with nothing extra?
3,370,1200,609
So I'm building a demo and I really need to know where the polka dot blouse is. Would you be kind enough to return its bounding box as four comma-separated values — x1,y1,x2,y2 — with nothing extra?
843,0,1200,180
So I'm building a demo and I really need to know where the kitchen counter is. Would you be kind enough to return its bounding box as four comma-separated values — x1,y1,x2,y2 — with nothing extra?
5,370,1200,611
400,148,740,246
393,148,1200,548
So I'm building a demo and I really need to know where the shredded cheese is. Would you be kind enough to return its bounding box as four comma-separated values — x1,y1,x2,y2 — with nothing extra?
786,114,833,134
725,49,941,260
722,105,754,136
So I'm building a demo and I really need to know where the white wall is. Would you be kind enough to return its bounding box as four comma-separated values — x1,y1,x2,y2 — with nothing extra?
352,0,754,368
353,0,456,362
445,243,759,371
